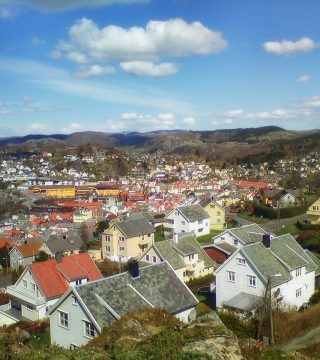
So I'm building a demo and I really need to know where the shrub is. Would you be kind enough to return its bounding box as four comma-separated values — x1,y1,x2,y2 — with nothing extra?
217,311,256,339
0,292,9,305
196,302,212,317
309,290,320,305
186,274,214,294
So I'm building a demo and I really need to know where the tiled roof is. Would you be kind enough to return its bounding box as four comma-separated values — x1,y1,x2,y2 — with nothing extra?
75,262,198,329
16,241,44,257
305,250,320,276
29,253,102,299
176,204,210,222
229,224,268,245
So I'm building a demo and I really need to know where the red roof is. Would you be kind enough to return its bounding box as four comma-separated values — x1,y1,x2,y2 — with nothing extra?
17,241,44,257
0,238,14,249
29,253,103,299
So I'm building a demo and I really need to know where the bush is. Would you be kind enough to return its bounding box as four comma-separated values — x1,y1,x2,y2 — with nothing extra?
309,290,320,305
218,311,256,339
186,274,214,293
296,221,320,231
0,292,9,305
196,302,212,317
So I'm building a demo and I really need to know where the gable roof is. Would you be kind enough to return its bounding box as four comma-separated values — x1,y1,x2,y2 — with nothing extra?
199,198,224,211
14,241,44,258
115,218,155,238
29,253,102,299
228,224,269,245
152,234,215,270
57,262,198,330
305,250,320,276
45,231,84,254
176,204,210,222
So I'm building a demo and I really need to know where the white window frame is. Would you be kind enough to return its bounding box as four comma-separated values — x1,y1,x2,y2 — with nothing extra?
236,258,246,266
119,236,125,242
59,310,69,328
227,271,235,283
296,267,302,277
30,282,36,292
105,245,111,252
296,288,302,298
119,246,125,252
83,320,95,338
248,275,256,287
26,304,33,311
23,280,27,289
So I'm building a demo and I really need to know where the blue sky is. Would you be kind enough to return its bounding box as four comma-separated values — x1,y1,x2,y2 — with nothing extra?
0,0,320,136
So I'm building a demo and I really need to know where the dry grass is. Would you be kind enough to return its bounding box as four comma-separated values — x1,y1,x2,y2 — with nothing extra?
273,304,320,343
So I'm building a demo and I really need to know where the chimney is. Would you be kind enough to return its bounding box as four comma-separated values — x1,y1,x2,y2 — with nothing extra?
262,234,271,248
128,258,139,279
55,252,63,263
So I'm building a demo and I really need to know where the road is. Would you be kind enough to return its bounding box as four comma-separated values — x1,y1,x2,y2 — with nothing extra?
281,325,320,352
235,213,307,234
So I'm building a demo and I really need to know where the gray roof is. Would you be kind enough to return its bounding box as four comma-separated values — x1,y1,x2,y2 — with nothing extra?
45,231,84,254
115,218,155,238
154,234,215,270
241,242,291,286
271,234,317,273
212,242,237,255
75,262,198,329
229,224,268,245
223,292,263,312
177,204,210,222
305,250,320,276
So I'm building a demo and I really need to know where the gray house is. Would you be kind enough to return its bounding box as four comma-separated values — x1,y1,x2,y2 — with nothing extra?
49,261,198,349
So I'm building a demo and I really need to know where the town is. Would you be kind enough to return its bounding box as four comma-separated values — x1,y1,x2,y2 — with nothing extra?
0,142,319,359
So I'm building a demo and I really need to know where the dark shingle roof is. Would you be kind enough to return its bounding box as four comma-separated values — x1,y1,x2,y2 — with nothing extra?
116,218,155,238
229,224,268,245
75,262,198,329
177,204,209,222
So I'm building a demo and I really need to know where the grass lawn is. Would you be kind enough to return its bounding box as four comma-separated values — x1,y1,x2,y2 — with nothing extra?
197,230,223,243
238,212,270,223
276,224,300,236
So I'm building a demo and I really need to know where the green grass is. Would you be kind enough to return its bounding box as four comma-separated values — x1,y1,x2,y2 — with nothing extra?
197,230,223,243
25,331,50,350
275,224,300,236
238,212,270,223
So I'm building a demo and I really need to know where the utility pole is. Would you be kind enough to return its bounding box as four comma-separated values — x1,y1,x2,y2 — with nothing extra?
269,278,274,345
277,201,280,233
258,276,270,339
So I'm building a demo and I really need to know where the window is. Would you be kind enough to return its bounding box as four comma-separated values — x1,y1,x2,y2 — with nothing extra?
23,280,27,288
119,236,125,242
236,258,246,265
148,233,151,237
26,304,33,311
221,237,225,242
84,320,95,337
296,267,302,277
153,256,157,263
75,279,82,285
227,271,235,283
30,283,36,292
106,245,111,252
210,204,215,208
233,239,239,246
59,311,69,328
72,296,78,306
217,211,221,216
105,235,110,242
181,220,185,225
217,219,221,223
248,275,256,287
119,246,125,252
189,254,194,260
198,228,203,233
296,288,302,298
146,254,150,261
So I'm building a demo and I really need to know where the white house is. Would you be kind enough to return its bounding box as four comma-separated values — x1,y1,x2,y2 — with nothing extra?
49,261,198,349
165,204,210,236
2,253,102,325
215,234,319,316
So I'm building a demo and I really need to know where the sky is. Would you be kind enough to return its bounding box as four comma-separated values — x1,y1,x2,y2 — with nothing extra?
0,0,320,136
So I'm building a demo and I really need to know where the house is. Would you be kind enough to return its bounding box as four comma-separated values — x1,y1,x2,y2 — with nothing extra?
138,233,215,282
203,242,237,264
32,185,76,198
261,188,303,207
101,216,155,261
3,253,102,324
49,261,198,349
165,205,210,236
9,241,48,270
199,198,226,230
215,234,320,316
211,223,270,250
306,197,320,224
44,232,85,257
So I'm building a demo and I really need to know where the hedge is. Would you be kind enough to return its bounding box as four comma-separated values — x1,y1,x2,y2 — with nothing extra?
296,221,320,231
254,204,308,219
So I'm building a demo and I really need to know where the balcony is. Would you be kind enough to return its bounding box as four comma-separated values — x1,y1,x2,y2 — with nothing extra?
6,286,45,306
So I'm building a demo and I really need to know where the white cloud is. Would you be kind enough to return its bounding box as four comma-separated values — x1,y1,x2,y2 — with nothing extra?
121,112,140,120
225,109,244,117
302,96,320,108
66,51,87,63
224,118,233,124
75,64,116,78
297,75,310,83
158,113,175,121
120,61,177,77
182,116,195,125
0,7,13,18
31,37,45,46
263,37,317,55
49,50,62,59
0,0,149,12
30,123,50,132
55,17,227,63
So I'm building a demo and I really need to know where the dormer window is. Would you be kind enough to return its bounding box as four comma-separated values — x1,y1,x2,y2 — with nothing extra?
296,267,302,277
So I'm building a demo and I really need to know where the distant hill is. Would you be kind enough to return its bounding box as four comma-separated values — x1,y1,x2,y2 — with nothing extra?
1,126,320,163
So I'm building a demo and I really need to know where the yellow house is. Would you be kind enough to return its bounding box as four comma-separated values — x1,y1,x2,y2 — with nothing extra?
32,185,76,198
95,184,121,197
138,234,215,282
307,197,320,224
200,198,226,230
102,216,155,261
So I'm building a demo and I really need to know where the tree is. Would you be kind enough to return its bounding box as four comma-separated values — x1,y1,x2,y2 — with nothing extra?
0,246,9,268
34,251,51,263
95,220,110,235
